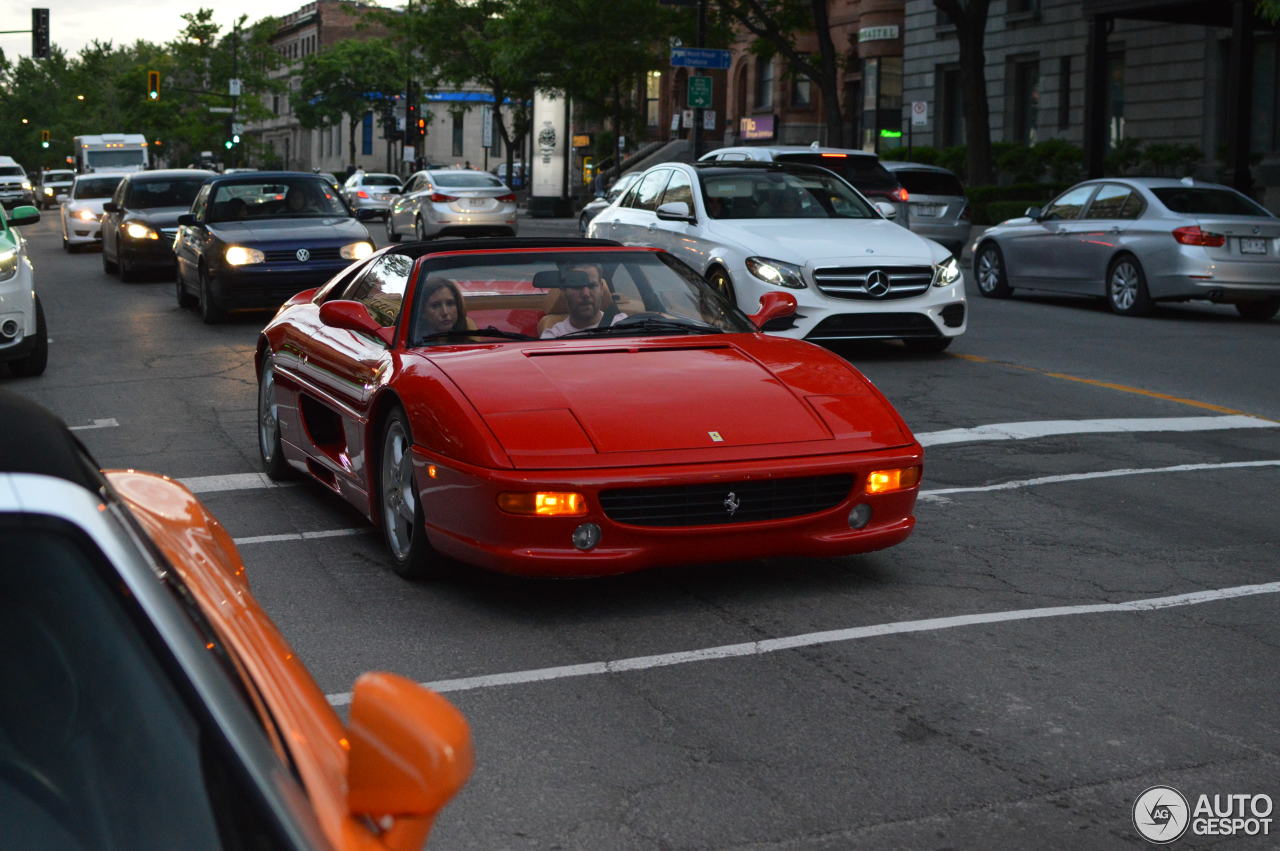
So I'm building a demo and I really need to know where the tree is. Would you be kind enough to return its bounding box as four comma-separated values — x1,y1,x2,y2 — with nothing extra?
934,0,993,185
1259,1,1280,22
294,39,402,170
714,0,846,146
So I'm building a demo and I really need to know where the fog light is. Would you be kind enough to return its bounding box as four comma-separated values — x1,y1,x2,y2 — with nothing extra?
497,491,587,516
0,319,18,339
865,466,922,494
572,522,601,551
848,503,872,529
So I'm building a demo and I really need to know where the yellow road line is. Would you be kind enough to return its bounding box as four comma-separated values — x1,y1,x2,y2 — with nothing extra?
950,353,1278,422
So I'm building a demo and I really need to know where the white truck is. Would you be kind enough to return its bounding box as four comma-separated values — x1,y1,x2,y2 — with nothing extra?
73,133,149,174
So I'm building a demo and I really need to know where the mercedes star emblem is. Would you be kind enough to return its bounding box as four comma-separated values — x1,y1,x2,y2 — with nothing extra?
864,269,891,298
296,248,311,262
724,491,740,516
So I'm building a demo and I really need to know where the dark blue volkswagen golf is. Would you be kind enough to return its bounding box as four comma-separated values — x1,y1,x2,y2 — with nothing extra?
174,172,376,323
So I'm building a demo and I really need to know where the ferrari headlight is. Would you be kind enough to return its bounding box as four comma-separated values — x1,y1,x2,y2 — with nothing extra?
124,222,158,240
74,208,97,221
340,240,374,260
0,249,17,282
933,255,962,287
745,256,807,289
224,245,265,266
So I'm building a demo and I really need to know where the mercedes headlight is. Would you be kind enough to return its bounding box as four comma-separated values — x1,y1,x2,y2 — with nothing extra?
225,245,265,266
340,240,374,260
933,255,962,287
124,222,158,240
745,256,807,289
0,249,17,282
73,208,97,221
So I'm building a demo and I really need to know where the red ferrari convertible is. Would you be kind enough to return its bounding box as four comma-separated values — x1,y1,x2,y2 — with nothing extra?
256,238,923,578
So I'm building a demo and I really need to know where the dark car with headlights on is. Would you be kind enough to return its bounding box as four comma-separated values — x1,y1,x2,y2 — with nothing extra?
174,172,376,323
101,169,214,281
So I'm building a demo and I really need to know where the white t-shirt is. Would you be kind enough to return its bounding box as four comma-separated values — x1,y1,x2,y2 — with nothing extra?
541,312,628,339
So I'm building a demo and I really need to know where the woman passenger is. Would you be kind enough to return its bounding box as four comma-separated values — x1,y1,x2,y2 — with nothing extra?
419,277,469,338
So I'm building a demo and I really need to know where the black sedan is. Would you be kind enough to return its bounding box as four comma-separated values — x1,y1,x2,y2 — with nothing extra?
101,170,215,281
174,172,376,323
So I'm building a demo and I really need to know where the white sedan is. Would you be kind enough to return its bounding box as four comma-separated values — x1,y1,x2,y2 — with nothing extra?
60,173,123,252
588,161,966,352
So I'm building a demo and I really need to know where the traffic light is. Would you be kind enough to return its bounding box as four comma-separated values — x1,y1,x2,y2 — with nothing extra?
224,140,233,150
32,9,49,60
147,70,160,101
40,130,50,149
416,117,426,135
405,103,418,144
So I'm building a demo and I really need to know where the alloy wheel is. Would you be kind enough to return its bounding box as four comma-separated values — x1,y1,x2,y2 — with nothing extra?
381,418,417,561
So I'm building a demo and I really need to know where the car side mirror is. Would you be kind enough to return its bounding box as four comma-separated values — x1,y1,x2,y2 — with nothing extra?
1024,206,1043,220
177,213,198,227
346,672,473,850
319,299,394,345
354,208,378,221
102,201,120,213
749,291,798,329
386,187,401,195
656,201,693,222
7,205,40,227
874,201,897,220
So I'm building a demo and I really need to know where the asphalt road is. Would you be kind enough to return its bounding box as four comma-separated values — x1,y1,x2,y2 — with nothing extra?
8,211,1280,850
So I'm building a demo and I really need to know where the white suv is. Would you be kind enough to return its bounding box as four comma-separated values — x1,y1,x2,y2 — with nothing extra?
588,160,966,353
0,204,48,376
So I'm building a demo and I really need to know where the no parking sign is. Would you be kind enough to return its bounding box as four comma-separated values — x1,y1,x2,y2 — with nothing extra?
911,101,928,127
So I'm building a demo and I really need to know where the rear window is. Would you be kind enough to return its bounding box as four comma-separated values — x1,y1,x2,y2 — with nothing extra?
892,170,965,197
126,178,207,209
775,153,898,192
74,177,123,199
432,173,505,188
362,175,401,186
1151,188,1272,217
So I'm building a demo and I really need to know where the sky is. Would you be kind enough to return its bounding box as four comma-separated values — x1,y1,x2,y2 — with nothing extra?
0,0,319,60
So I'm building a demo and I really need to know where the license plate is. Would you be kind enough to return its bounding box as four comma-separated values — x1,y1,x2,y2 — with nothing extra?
911,204,942,217
469,198,486,208
374,193,388,201
1240,238,1268,254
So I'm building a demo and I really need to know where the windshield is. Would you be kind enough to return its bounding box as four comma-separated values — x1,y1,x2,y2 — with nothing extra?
701,168,877,219
0,167,24,177
1151,187,1273,217
44,171,75,183
430,172,505,188
208,177,349,222
87,150,147,169
125,177,207,209
73,176,123,199
775,153,899,193
361,175,401,187
409,249,753,345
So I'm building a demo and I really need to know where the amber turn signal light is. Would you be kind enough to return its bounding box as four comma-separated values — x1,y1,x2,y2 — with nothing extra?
865,466,922,494
497,491,588,516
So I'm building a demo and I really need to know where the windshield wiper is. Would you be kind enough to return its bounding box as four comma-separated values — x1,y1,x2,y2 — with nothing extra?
559,315,724,338
417,328,535,344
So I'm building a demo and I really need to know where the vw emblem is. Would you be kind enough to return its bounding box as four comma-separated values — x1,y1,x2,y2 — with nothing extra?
1253,226,1261,235
864,269,891,298
295,248,311,262
724,491,740,516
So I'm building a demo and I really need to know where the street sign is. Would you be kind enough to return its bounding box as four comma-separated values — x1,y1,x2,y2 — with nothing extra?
911,100,928,127
229,78,242,97
682,109,694,128
481,105,493,148
687,76,712,109
232,122,245,135
703,109,716,130
670,47,731,70
208,106,233,114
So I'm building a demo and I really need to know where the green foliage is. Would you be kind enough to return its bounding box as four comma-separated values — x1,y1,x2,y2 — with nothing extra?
1140,142,1202,176
1258,0,1280,23
993,141,1043,183
294,39,401,167
1034,137,1083,183
1105,137,1144,175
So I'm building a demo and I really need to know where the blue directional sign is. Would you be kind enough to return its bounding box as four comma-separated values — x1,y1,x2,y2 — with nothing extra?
670,47,732,70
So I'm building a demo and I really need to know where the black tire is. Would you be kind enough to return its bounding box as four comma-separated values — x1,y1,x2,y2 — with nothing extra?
415,216,431,242
257,354,294,480
119,249,139,282
378,408,450,580
903,337,953,355
1107,254,1152,317
579,213,590,236
102,243,118,274
175,265,197,309
974,242,1012,298
198,266,226,324
10,297,48,377
1236,297,1280,321
707,267,737,307
385,214,401,243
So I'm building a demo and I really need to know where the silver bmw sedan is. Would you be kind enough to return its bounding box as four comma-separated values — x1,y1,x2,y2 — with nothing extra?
972,177,1280,320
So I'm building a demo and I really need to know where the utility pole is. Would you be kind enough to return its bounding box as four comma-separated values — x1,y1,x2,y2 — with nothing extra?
230,22,240,169
692,0,707,160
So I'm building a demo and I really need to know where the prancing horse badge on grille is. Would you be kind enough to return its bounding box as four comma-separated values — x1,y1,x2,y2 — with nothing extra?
296,248,311,262
724,491,740,516
708,431,724,442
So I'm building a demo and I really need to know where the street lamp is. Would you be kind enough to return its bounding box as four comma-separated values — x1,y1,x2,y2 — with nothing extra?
76,94,86,101
21,118,29,124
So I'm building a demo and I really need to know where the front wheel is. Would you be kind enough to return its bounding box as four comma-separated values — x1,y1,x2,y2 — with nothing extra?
579,213,591,236
9,297,48,377
257,355,293,480
974,243,1012,298
199,266,226,324
1107,255,1152,316
415,216,430,242
102,243,118,274
379,409,449,580
386,214,401,243
1236,297,1280,321
707,268,737,307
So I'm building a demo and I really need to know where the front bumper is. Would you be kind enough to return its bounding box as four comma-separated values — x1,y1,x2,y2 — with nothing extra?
212,260,355,310
0,191,35,208
121,231,181,267
410,447,922,577
0,262,37,361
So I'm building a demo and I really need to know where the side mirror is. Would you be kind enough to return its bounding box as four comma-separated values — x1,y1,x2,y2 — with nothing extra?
656,201,693,222
354,208,378,221
874,201,897,220
749,291,798,329
319,299,394,345
7,205,40,227
1024,206,1043,220
177,213,197,227
346,672,473,850
385,187,401,195
102,201,120,213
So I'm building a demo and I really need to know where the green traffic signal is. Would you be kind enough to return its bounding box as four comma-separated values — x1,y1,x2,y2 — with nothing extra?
41,141,49,149
224,140,233,149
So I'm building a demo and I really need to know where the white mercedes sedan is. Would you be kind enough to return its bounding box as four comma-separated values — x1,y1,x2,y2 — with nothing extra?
588,161,965,352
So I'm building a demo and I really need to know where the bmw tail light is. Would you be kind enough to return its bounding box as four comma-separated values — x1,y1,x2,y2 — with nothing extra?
1173,226,1225,247
356,190,370,199
865,466,922,494
892,187,909,203
430,193,458,203
496,193,517,202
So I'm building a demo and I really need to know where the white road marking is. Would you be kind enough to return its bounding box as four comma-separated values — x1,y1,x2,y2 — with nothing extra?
324,580,1280,705
917,415,1277,447
68,418,119,431
917,459,1280,502
233,528,367,546
181,472,298,494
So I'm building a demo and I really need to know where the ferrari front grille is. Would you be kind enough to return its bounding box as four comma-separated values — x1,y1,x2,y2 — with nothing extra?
599,474,853,527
